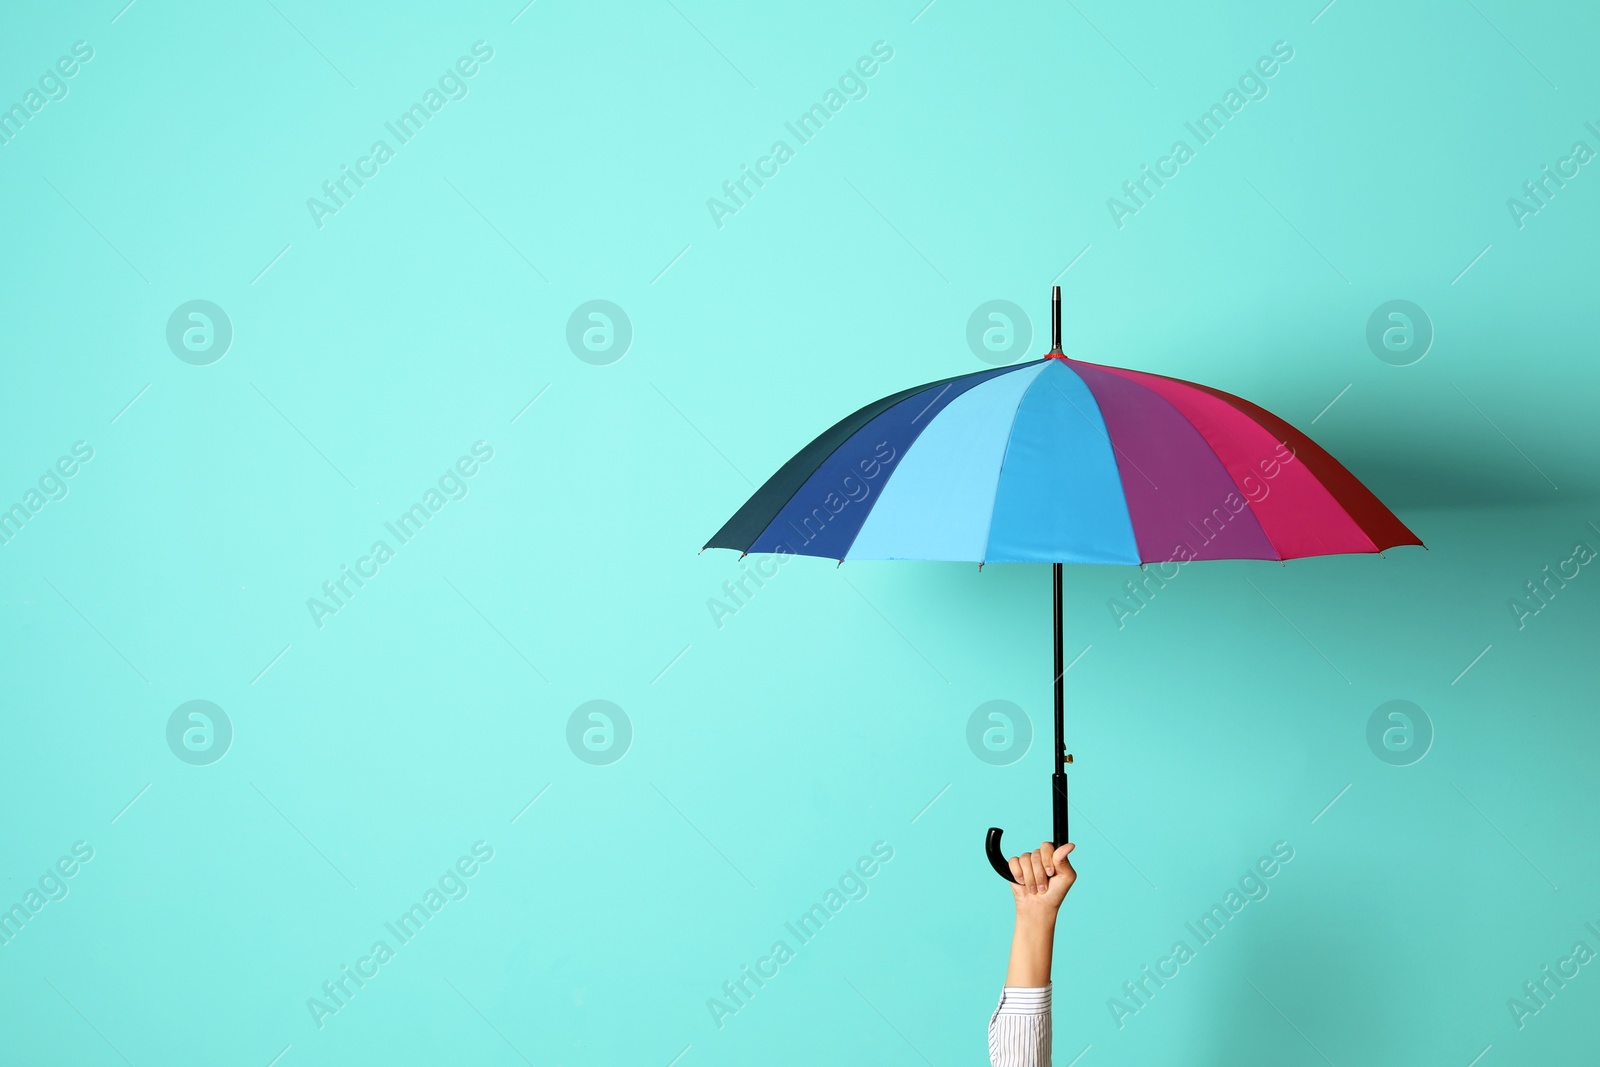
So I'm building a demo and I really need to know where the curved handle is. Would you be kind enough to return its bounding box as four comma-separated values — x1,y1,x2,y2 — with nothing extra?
985,827,1018,882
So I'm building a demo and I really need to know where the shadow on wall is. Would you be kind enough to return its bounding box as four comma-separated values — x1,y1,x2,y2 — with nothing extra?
1334,448,1570,511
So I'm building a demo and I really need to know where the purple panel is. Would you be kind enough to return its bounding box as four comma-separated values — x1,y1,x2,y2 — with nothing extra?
1069,360,1279,562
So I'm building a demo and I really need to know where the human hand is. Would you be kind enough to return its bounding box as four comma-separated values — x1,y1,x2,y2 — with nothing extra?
1007,842,1075,912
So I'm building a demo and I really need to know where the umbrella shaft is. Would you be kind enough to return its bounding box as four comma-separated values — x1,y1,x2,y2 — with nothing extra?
1053,562,1065,774
1052,562,1069,845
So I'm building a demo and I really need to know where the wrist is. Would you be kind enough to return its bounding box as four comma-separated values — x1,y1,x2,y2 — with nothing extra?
1013,907,1058,932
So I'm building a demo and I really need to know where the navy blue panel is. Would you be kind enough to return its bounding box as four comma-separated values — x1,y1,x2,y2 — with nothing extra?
746,361,1041,558
706,361,1039,552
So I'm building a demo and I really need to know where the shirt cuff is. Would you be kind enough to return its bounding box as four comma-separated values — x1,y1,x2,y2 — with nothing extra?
995,984,1051,1016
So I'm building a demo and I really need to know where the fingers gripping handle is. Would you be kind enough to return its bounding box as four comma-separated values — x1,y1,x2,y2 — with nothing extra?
984,773,1070,882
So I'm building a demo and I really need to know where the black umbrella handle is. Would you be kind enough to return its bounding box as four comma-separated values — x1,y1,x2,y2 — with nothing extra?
984,772,1070,883
984,827,1016,881
1053,771,1069,846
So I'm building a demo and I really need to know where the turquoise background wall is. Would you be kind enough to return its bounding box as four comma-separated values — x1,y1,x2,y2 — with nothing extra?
3,1,1598,1064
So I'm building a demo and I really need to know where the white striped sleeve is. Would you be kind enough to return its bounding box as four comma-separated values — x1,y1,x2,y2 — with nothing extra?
988,984,1051,1067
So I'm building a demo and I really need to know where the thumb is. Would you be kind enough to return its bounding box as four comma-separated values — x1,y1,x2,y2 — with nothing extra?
1052,842,1074,868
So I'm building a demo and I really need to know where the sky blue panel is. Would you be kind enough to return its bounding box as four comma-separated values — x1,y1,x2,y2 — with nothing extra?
985,360,1141,564
844,361,1049,561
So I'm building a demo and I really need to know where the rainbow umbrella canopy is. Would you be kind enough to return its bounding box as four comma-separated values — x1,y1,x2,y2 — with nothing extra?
704,289,1422,880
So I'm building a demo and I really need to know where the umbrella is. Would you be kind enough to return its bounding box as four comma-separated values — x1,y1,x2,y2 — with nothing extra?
704,287,1423,881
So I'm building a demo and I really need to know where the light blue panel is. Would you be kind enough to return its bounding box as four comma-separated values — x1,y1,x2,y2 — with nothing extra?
987,360,1141,564
845,361,1047,561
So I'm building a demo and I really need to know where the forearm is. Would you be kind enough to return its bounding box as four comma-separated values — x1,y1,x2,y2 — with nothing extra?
1004,911,1057,987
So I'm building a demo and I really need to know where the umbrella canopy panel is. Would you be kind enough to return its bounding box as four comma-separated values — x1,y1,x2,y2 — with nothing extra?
706,355,1421,565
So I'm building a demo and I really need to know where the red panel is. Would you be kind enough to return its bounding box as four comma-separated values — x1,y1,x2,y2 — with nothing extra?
1083,361,1422,554
1090,364,1381,558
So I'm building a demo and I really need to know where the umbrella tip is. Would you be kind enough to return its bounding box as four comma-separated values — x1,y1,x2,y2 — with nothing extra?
1048,285,1063,356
